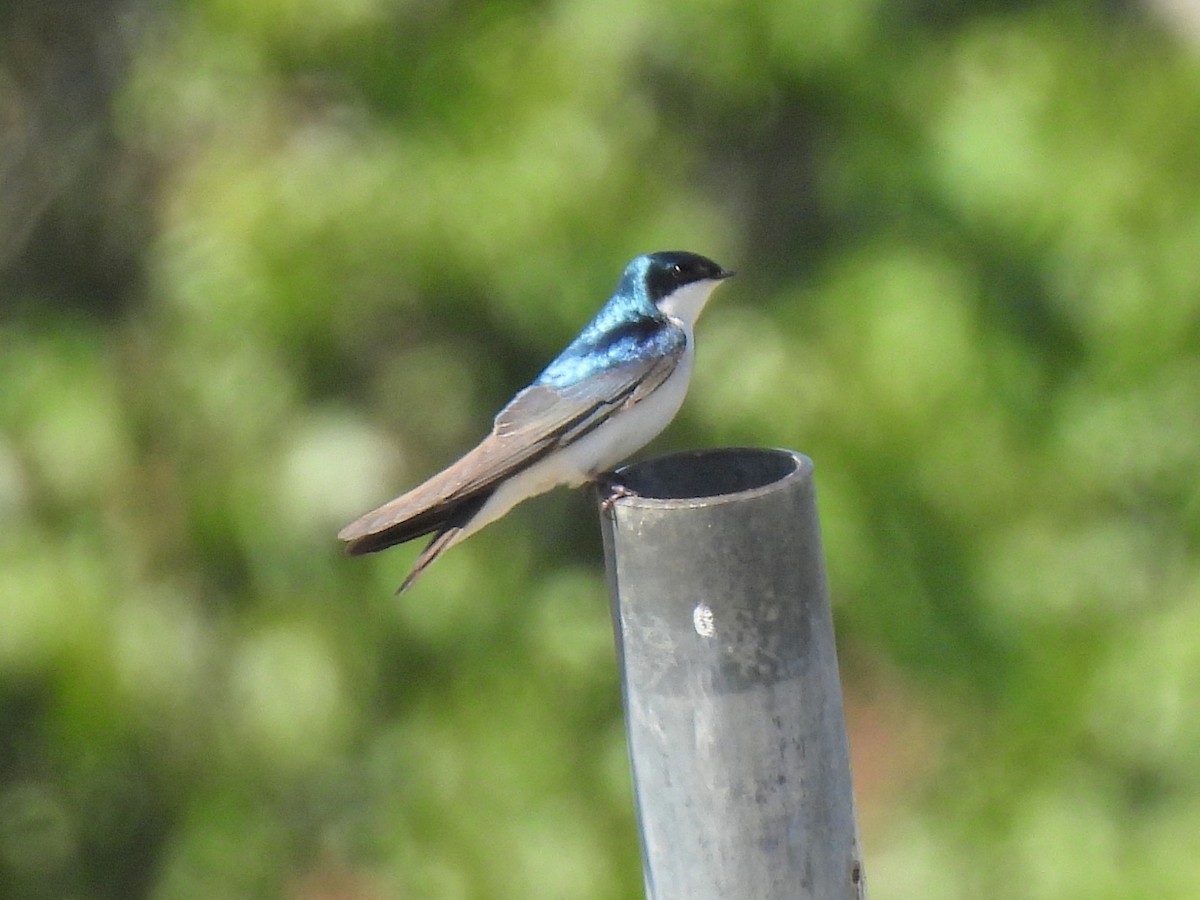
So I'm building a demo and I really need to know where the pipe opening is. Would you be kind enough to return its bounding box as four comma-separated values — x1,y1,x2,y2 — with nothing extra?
614,447,803,502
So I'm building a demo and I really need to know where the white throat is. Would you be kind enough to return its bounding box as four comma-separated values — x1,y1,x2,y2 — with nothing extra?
657,279,723,330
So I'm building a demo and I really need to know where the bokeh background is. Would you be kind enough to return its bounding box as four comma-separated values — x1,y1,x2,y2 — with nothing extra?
3,0,1200,897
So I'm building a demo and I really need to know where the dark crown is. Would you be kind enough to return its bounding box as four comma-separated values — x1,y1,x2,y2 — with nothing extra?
642,251,733,303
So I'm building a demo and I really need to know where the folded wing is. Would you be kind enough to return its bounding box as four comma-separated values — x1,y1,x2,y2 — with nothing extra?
337,347,681,556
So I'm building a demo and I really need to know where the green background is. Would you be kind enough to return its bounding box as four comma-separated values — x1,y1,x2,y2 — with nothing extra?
3,0,1199,896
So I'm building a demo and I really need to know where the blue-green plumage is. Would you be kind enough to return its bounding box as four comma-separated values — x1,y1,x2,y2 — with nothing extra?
536,314,683,388
535,251,723,388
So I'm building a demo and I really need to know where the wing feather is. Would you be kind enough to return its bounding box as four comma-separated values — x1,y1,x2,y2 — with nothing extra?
337,347,681,553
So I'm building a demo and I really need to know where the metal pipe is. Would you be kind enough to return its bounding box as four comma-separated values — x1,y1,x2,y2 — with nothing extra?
598,448,865,900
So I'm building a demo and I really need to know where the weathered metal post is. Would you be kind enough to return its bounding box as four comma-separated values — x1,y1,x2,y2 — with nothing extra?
598,447,865,900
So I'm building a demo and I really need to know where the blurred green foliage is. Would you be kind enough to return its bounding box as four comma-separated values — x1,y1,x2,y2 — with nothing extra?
2,0,1199,896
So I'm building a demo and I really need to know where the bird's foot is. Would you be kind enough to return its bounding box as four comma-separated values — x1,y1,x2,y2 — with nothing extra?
597,474,638,514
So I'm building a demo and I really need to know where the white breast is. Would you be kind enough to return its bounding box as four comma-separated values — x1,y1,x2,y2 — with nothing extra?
461,327,696,540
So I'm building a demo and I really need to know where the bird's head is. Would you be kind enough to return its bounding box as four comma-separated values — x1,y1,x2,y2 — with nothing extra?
627,251,735,328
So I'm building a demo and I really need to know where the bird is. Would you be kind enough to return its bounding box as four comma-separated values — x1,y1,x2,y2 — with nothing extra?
338,250,734,592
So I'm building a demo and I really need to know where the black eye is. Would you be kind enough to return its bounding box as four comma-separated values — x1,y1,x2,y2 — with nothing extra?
670,263,685,282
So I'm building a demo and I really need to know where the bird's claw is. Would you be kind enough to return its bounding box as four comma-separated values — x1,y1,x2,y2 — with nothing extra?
598,475,638,514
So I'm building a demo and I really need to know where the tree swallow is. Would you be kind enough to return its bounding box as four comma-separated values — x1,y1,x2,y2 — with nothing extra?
338,250,734,592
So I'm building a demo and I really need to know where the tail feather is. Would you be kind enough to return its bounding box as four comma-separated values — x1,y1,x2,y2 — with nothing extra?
397,527,464,594
340,508,451,556
341,492,490,557
340,508,447,556
340,492,491,592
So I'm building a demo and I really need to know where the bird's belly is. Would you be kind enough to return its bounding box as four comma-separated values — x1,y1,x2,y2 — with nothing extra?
556,348,694,482
460,349,694,539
